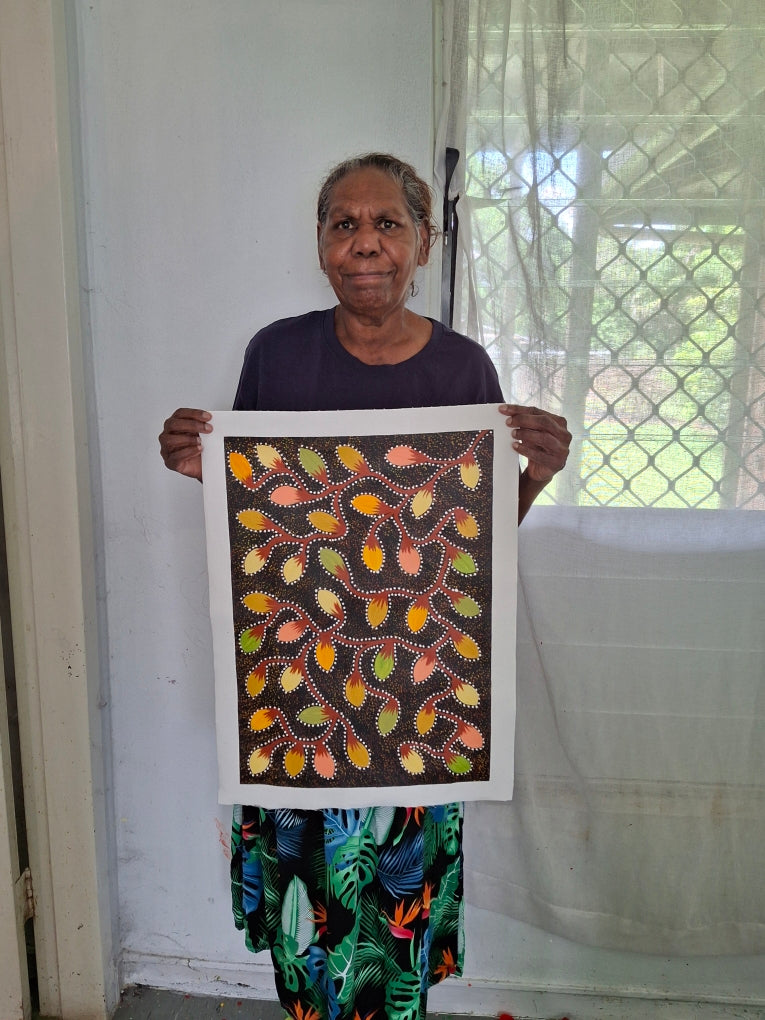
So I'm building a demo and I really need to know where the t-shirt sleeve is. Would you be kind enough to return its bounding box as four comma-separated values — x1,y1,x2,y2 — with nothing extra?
232,335,259,410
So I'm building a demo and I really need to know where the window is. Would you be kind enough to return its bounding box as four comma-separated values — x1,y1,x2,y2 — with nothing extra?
454,0,765,507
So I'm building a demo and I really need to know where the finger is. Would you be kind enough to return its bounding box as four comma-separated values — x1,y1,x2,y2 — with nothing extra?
161,408,213,436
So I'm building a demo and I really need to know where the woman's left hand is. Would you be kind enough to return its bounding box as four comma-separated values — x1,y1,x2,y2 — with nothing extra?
499,403,571,483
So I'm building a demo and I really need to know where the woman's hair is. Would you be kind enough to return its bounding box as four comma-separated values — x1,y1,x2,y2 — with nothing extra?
317,153,440,250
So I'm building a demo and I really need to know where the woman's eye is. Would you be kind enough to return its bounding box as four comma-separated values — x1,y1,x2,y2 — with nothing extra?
380,219,397,230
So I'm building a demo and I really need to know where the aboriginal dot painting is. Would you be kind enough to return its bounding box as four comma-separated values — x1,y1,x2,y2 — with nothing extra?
224,428,494,792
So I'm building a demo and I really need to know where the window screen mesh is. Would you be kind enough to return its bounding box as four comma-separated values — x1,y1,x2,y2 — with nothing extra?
458,0,765,507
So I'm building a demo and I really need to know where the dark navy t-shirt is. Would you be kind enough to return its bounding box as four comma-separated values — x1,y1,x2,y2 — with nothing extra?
233,307,504,411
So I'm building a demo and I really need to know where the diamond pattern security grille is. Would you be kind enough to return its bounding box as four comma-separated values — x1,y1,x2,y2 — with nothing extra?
457,0,765,507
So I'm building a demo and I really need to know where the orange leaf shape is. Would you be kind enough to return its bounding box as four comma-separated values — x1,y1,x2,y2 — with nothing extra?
250,708,277,731
457,722,484,749
246,666,266,698
346,734,370,769
345,672,366,707
460,457,480,489
271,485,304,505
410,487,433,518
362,536,383,572
282,554,305,583
228,451,255,487
238,510,273,532
452,633,480,659
277,618,308,642
336,445,368,473
400,744,425,775
407,601,428,633
243,547,268,574
249,747,271,775
386,445,428,466
314,745,336,779
413,650,436,683
284,746,305,777
351,493,386,516
315,637,335,671
416,705,435,735
243,591,277,614
398,541,420,575
280,664,303,692
454,507,479,539
307,510,342,534
366,595,388,628
256,444,284,470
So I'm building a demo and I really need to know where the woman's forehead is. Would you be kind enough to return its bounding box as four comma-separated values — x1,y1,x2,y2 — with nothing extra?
325,167,408,214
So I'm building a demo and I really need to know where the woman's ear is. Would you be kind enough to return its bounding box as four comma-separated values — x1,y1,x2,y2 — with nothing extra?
417,222,431,267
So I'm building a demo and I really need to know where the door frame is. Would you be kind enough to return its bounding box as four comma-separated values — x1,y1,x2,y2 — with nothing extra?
0,1,118,1015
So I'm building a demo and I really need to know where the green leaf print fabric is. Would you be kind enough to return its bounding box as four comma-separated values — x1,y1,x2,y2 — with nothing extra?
231,804,464,1020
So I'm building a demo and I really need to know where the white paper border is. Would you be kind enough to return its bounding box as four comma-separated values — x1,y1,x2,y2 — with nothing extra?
202,405,517,808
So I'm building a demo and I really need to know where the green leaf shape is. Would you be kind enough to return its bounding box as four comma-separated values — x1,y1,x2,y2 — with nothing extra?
377,704,398,735
272,930,309,993
298,446,327,479
329,830,378,912
447,753,472,774
327,930,357,1004
368,806,397,847
373,649,394,680
319,546,346,577
281,875,315,955
451,551,476,574
238,626,262,653
386,971,422,1020
298,705,331,726
452,594,481,617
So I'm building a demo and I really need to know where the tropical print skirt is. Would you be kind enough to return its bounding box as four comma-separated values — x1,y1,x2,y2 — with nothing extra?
231,803,464,1020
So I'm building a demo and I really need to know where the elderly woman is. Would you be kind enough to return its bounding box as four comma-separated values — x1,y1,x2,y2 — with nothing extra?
159,153,569,1020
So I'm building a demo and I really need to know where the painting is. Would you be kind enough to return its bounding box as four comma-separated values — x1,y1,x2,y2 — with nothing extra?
202,406,517,808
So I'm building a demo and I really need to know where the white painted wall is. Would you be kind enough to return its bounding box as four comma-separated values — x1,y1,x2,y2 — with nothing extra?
71,2,765,1015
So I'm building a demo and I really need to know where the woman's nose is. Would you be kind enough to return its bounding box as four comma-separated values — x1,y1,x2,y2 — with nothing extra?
352,223,381,254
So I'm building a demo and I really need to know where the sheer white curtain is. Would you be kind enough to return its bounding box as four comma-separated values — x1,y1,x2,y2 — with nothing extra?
437,0,765,954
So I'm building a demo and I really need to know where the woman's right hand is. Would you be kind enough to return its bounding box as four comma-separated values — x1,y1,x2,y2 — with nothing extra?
158,408,212,482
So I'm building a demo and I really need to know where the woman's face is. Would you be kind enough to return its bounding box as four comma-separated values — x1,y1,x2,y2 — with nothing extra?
317,167,430,323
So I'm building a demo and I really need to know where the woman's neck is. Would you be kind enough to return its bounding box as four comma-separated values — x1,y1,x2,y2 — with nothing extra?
333,305,432,365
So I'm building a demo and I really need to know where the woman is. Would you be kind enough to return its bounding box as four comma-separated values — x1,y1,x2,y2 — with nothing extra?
159,153,570,1020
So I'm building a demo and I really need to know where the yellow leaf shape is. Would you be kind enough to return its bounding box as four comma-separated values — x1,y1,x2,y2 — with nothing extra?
317,588,343,619
282,555,305,583
460,457,480,489
400,745,425,775
250,708,277,731
362,536,383,572
346,735,370,769
410,488,433,518
307,511,341,535
454,507,479,539
249,747,271,775
407,602,428,633
228,451,254,485
452,633,480,659
366,595,388,628
243,548,268,574
315,638,335,671
238,510,270,531
243,591,276,614
345,673,365,707
416,706,435,735
246,667,266,698
280,665,303,692
284,746,305,777
256,444,283,470
454,681,480,706
336,445,367,472
351,493,384,516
